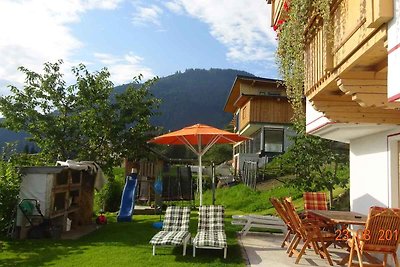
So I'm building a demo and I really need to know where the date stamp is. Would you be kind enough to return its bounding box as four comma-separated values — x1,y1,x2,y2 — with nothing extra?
335,229,399,241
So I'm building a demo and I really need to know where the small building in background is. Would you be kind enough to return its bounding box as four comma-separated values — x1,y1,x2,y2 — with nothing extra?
224,75,296,174
16,162,105,239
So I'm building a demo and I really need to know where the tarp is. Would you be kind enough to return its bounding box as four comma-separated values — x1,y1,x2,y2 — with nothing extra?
56,160,106,190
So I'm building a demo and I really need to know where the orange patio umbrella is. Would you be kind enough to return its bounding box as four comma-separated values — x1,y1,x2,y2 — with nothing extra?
148,123,250,206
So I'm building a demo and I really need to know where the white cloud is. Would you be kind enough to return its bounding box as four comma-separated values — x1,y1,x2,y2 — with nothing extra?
0,0,123,94
164,1,183,14
94,52,155,85
165,0,276,63
132,4,163,26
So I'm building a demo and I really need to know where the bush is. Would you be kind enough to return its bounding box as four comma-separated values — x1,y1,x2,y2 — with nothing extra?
0,159,21,236
96,168,125,212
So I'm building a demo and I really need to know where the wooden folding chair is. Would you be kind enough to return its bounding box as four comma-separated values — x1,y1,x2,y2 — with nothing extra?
348,206,400,267
283,197,336,266
270,197,295,248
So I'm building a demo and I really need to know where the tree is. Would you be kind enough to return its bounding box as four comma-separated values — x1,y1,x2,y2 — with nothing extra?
203,144,233,164
276,128,349,205
0,60,160,174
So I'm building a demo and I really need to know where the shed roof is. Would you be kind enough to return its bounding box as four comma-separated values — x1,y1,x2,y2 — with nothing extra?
20,166,66,174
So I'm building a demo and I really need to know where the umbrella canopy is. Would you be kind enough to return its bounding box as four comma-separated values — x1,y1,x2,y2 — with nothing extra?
148,123,250,206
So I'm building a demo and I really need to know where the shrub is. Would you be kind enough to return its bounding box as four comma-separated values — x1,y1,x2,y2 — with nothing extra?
96,168,125,212
0,158,21,235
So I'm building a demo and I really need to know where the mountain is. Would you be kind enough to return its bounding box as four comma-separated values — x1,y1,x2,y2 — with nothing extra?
0,120,32,151
0,68,253,148
115,68,253,131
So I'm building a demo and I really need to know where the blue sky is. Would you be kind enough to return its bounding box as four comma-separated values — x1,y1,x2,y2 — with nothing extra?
0,0,278,95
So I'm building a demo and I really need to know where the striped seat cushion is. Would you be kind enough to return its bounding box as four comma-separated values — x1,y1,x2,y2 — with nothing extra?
162,206,191,232
193,231,227,248
304,192,328,220
150,231,190,246
303,192,328,211
197,206,225,232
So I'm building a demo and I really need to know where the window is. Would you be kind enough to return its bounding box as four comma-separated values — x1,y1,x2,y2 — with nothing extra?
263,128,284,153
252,130,261,153
235,113,240,132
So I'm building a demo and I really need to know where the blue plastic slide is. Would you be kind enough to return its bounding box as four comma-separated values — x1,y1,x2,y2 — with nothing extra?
117,173,138,222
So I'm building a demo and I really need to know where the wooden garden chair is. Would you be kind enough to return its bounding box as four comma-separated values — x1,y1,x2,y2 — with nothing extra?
193,205,227,259
270,197,295,249
283,197,336,266
348,206,400,267
149,206,191,256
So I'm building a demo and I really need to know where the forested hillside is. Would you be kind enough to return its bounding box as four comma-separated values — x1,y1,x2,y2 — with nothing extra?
115,68,253,131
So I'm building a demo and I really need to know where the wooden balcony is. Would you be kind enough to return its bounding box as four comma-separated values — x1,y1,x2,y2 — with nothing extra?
237,97,293,133
269,0,287,28
271,0,400,124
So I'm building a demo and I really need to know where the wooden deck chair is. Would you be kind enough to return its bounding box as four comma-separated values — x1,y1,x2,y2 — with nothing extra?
150,206,191,256
303,192,328,220
283,197,336,266
270,197,295,248
348,206,400,267
193,205,227,259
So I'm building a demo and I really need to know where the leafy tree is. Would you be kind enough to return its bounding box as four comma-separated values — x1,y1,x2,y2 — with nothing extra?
203,144,233,164
0,60,160,174
273,128,349,205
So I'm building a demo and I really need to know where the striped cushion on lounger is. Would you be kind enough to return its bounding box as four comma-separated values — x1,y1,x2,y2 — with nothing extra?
193,231,227,248
150,231,190,246
197,205,225,232
149,206,191,256
162,206,191,232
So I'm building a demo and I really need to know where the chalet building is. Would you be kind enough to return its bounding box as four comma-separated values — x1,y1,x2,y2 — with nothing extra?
270,0,400,221
224,75,296,174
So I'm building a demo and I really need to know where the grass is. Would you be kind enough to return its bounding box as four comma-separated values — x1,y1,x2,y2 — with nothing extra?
202,182,303,215
0,177,349,266
0,213,245,267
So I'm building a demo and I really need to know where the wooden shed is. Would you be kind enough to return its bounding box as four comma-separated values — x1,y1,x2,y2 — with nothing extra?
16,162,105,238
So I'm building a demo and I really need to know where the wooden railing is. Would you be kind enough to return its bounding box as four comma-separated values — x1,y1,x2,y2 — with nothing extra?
303,0,393,98
304,21,332,95
270,0,285,27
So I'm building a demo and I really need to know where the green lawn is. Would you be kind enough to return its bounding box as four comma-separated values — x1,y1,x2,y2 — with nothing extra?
0,213,245,267
0,180,348,266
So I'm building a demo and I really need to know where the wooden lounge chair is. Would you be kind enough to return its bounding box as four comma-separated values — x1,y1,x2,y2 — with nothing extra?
283,197,336,266
270,197,295,248
193,205,227,259
149,206,191,256
348,206,400,267
231,213,286,236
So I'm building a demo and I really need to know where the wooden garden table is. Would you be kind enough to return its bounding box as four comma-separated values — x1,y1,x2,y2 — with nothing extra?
308,210,370,265
307,210,367,225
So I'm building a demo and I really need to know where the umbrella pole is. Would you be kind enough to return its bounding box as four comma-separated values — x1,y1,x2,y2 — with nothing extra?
199,154,203,206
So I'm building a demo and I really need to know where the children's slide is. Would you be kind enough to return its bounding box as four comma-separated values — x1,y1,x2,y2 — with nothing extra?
117,173,138,222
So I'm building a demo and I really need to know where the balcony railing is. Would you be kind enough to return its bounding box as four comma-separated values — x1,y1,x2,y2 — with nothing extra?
270,0,394,100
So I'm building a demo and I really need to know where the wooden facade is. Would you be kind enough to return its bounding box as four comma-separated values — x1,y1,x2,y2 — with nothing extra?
270,0,400,124
224,75,294,133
